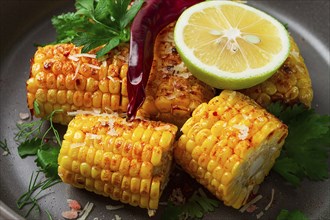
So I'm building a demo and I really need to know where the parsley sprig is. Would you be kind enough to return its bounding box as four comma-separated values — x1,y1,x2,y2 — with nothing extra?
162,188,220,220
268,103,330,186
276,209,309,220
51,0,144,57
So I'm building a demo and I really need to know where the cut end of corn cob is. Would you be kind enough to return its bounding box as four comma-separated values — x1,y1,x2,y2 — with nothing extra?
58,113,177,213
240,36,313,108
174,90,288,209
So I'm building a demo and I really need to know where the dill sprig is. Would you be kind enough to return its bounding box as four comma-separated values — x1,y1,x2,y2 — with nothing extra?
16,102,63,218
17,171,61,217
0,139,10,154
15,107,63,145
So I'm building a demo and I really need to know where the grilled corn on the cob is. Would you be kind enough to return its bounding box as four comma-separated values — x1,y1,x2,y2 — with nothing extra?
58,113,178,213
138,23,215,127
26,43,129,124
174,90,288,209
26,24,215,126
240,36,313,108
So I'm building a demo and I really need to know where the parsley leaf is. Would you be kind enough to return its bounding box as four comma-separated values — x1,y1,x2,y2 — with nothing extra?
276,209,308,220
52,0,144,57
18,138,42,158
268,103,330,186
162,188,220,220
36,146,60,179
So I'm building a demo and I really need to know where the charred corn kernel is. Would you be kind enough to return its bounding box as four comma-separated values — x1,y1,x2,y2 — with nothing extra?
58,114,177,213
174,90,288,209
240,36,313,108
27,24,213,126
27,44,129,125
136,23,214,127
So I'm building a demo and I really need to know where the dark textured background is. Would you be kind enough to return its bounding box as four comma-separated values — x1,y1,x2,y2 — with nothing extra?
0,1,329,220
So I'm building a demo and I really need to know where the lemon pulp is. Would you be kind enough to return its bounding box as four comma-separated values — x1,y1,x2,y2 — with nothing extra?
174,1,290,89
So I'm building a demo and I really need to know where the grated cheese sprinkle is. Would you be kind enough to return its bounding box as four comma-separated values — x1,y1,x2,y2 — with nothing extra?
70,143,85,148
107,76,115,82
239,195,263,213
155,124,172,131
256,211,264,219
77,202,94,220
68,55,79,62
86,64,101,70
233,124,249,140
264,188,275,211
73,53,97,59
105,204,124,211
73,61,81,79
86,133,101,140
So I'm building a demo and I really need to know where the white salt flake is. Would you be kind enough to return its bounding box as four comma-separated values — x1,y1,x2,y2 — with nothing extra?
19,112,30,120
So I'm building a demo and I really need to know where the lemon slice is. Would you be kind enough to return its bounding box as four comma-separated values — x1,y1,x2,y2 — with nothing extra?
174,1,290,90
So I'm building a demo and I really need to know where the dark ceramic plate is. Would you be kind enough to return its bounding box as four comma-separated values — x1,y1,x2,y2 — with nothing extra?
0,1,329,219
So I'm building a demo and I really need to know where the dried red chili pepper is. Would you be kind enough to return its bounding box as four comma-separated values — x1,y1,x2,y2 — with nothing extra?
127,0,203,120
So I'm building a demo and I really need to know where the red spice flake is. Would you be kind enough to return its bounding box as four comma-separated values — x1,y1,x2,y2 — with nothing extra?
246,204,257,213
212,111,218,116
44,60,53,69
61,210,78,219
68,199,81,210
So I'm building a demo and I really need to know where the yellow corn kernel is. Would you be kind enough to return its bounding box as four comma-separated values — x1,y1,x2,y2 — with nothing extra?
111,94,120,110
99,79,109,93
130,177,141,194
140,179,152,196
174,90,288,209
151,147,162,166
80,162,91,177
129,159,141,177
86,77,98,92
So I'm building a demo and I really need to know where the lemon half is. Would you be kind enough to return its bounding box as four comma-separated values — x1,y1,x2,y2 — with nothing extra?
174,1,290,90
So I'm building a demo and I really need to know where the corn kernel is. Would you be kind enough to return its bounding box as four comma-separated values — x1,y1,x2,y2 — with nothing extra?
140,179,151,196
129,159,141,177
151,147,162,166
140,162,153,179
130,177,141,194
80,162,91,177
101,169,112,182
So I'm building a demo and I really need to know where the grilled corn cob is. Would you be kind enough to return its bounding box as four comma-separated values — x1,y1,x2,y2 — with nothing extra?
58,113,178,213
174,90,288,209
26,24,215,126
240,36,313,108
26,43,129,125
138,23,215,127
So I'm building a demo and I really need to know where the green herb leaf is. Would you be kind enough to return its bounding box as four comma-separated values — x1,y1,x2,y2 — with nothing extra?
52,0,144,56
0,139,10,154
162,188,220,220
18,138,42,158
119,0,145,29
276,209,308,220
35,146,60,179
17,171,61,217
96,36,121,57
268,103,330,186
75,0,95,17
33,100,41,115
51,13,85,43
